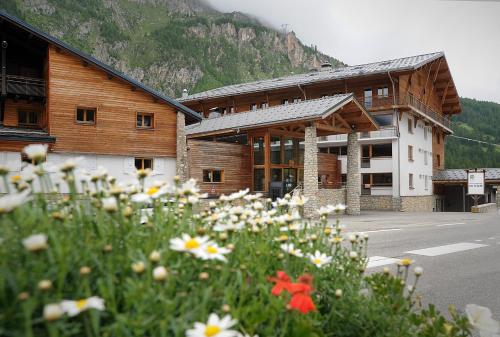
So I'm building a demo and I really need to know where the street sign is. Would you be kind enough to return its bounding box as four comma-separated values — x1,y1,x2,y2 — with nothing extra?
467,169,485,195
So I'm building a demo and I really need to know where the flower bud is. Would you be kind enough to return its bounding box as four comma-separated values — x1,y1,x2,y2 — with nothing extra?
43,303,64,321
79,266,91,276
222,304,231,312
149,250,161,262
335,289,343,298
414,266,423,276
18,292,29,301
38,279,53,291
132,261,145,274
199,272,209,280
153,266,168,282
349,251,358,260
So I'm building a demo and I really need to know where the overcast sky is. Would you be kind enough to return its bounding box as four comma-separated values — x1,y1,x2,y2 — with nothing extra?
206,0,500,103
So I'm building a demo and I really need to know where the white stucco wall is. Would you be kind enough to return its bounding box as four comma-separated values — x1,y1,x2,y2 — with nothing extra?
0,151,176,193
398,112,434,197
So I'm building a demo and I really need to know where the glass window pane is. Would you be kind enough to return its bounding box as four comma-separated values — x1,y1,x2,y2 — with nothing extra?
372,144,392,157
18,111,27,124
254,168,265,191
284,138,296,164
374,114,392,126
364,89,372,108
271,168,282,182
134,158,142,170
298,141,305,165
137,114,143,127
144,159,153,169
76,109,84,121
253,137,265,165
144,115,152,127
212,170,222,182
270,136,281,164
373,173,392,186
203,170,211,182
86,109,95,122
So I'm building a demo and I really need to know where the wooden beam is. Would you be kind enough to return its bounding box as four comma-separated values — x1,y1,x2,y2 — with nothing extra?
315,123,350,134
441,81,450,106
432,58,443,84
334,113,352,130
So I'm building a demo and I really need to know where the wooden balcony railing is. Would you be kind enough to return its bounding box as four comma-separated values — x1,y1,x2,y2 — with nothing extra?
356,94,452,129
0,75,45,97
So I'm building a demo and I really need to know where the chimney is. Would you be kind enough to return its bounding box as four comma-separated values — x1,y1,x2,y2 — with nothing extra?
320,62,332,71
182,88,188,98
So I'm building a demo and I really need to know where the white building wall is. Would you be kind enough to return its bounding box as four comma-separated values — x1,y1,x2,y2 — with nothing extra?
0,151,176,193
398,112,434,196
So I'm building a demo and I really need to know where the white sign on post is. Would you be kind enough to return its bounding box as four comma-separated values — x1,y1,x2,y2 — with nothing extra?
467,170,485,195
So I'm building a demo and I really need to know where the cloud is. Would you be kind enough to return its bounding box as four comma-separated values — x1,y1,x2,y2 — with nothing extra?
206,0,500,103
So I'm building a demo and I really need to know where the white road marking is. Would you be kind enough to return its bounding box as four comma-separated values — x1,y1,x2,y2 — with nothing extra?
436,223,466,227
488,237,496,240
366,256,401,268
475,240,483,242
405,242,488,257
346,228,402,236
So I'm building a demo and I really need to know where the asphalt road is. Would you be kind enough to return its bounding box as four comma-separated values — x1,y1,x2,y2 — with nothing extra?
330,210,500,319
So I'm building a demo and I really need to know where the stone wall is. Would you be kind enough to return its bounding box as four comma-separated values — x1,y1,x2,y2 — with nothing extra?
360,195,396,211
176,112,188,182
318,189,346,207
400,195,436,212
303,125,319,218
346,132,360,215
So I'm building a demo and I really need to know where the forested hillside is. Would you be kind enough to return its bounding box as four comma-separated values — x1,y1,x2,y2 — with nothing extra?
1,0,342,97
445,98,500,168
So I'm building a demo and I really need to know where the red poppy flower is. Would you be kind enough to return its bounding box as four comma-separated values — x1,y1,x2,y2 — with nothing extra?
268,271,293,296
288,293,317,314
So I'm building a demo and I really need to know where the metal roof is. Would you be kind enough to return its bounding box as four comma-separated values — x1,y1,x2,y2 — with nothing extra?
0,11,202,123
186,94,359,136
433,169,500,182
0,126,56,143
179,52,444,102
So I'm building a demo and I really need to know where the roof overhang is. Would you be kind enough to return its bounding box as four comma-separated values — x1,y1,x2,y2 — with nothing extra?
186,94,378,138
0,11,202,123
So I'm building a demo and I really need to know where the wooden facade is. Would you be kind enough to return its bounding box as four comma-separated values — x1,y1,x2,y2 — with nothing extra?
187,139,252,196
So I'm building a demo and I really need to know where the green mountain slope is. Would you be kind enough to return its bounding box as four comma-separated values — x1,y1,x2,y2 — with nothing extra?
1,0,342,97
445,98,500,168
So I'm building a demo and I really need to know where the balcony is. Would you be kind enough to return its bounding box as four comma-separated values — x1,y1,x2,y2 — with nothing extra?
318,127,398,144
0,75,45,98
356,94,452,131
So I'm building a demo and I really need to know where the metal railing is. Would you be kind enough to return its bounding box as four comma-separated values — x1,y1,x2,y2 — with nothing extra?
359,128,398,139
0,75,45,97
402,93,451,129
356,95,400,110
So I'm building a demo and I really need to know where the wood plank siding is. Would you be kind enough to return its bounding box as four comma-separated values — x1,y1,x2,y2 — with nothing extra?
2,99,46,128
47,46,178,157
317,153,342,188
187,140,252,196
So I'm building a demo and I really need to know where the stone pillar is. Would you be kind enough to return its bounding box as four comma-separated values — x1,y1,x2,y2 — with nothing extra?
496,187,500,209
176,111,188,182
303,124,319,218
346,132,361,215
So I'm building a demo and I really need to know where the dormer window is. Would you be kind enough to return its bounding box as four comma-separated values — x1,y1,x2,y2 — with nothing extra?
250,103,257,111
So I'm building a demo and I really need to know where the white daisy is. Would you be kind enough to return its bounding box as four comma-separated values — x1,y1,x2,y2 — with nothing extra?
177,179,200,196
308,250,333,268
186,313,239,337
131,193,151,204
195,243,231,262
0,190,31,214
465,304,500,337
332,203,347,213
101,197,118,212
23,144,48,162
280,243,303,257
227,188,249,201
60,296,105,317
290,195,308,207
169,234,209,254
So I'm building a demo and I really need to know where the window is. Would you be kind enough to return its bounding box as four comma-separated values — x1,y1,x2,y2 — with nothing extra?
137,112,154,129
253,137,265,165
373,114,393,127
18,111,38,126
293,97,301,103
364,88,372,109
319,147,329,153
409,173,414,189
270,136,281,164
424,175,429,190
437,154,441,167
261,102,269,109
408,145,414,161
282,99,289,106
424,151,428,165
284,138,298,164
135,158,153,170
372,143,392,157
377,86,389,98
250,103,257,111
253,168,265,192
408,117,414,133
203,169,224,183
372,173,393,186
76,108,96,124
330,146,348,156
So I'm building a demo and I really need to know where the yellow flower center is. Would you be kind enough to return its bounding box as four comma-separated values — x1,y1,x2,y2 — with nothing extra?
314,259,322,265
11,175,21,183
204,325,221,336
206,246,218,254
147,187,159,196
184,239,200,250
76,299,87,310
400,258,412,266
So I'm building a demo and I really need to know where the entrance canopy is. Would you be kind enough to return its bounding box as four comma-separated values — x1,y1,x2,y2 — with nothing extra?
186,94,378,138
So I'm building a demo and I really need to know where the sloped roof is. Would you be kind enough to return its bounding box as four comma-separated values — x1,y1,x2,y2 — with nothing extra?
180,52,444,102
186,94,374,136
433,169,500,182
0,11,201,123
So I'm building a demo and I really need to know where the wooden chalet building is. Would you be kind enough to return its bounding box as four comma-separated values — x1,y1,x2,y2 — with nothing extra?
180,52,462,213
0,11,201,186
